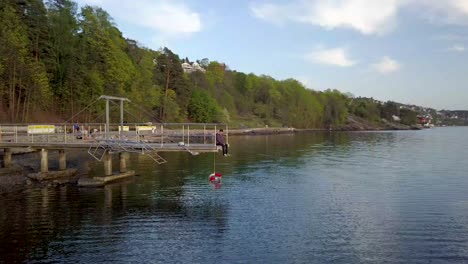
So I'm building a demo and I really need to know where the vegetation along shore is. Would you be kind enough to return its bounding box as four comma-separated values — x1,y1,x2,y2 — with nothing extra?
0,0,464,129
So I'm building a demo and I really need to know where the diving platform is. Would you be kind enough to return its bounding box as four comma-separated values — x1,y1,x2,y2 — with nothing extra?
0,122,226,186
0,95,228,186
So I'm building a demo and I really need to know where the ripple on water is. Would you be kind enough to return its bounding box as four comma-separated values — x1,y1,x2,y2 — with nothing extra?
2,129,468,263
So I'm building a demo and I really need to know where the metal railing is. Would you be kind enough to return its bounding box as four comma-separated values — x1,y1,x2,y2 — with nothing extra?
0,123,228,147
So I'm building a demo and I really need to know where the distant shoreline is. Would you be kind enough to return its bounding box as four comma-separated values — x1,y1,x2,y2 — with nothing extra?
226,126,421,136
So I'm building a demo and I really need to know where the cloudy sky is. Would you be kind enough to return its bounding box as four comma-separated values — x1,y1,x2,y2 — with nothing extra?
74,0,468,110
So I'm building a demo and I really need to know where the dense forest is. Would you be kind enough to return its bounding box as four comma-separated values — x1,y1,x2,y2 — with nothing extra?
0,0,421,128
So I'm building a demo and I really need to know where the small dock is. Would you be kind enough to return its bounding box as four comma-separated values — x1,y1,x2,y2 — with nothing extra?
0,122,225,186
0,95,227,186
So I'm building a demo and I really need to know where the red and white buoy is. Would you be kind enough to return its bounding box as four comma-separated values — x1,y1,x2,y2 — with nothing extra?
209,172,222,183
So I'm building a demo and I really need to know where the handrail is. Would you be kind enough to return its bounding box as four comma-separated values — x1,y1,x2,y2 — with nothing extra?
0,123,228,147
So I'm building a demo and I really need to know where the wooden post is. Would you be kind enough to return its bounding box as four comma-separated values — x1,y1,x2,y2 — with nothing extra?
40,149,48,173
59,150,66,171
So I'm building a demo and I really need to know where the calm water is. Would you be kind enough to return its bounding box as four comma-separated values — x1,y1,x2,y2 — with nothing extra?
1,127,468,263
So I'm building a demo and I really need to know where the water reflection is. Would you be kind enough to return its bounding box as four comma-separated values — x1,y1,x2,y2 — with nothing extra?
0,171,229,263
2,129,468,262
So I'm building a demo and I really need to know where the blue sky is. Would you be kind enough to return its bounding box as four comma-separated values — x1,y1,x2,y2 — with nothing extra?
75,0,468,110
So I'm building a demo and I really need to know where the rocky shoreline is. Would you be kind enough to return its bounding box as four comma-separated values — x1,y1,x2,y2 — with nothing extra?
0,150,90,193
227,117,421,136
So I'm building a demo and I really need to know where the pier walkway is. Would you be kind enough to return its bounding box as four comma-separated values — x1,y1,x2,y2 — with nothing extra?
0,122,226,186
0,96,227,186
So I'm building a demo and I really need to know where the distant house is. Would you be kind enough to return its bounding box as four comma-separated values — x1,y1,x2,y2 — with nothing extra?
417,114,433,126
392,115,401,122
182,62,206,73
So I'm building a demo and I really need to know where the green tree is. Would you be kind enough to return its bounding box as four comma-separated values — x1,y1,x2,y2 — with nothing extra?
322,89,349,128
76,6,137,120
349,97,381,122
46,0,80,113
0,1,51,121
126,39,161,121
188,90,221,123
400,108,418,125
380,101,400,121
154,47,187,121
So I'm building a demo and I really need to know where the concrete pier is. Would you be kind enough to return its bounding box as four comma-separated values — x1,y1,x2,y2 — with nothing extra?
28,149,77,182
119,152,128,173
78,151,135,187
103,151,112,176
59,150,66,171
40,149,48,173
0,117,223,189
28,168,77,181
78,170,135,187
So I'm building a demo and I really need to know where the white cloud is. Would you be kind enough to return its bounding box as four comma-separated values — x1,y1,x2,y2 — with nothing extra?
251,0,403,35
449,44,465,52
372,56,401,74
251,0,468,35
76,0,201,36
306,47,357,67
302,0,401,35
250,3,289,25
412,0,468,25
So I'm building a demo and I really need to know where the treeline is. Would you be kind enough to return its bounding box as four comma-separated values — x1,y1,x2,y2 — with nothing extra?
0,0,419,127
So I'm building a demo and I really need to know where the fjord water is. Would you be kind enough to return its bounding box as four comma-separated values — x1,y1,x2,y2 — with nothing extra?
1,127,468,263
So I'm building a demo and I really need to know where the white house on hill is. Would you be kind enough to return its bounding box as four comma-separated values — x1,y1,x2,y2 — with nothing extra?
182,62,206,73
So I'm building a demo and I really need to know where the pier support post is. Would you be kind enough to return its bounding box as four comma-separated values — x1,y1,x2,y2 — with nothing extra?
3,148,12,168
40,149,48,173
59,150,66,171
119,152,128,173
103,151,112,176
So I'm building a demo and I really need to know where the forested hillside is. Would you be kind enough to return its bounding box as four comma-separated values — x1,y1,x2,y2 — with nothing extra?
0,0,420,128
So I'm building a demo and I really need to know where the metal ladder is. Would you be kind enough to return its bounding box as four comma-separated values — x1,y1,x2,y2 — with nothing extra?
87,140,167,164
139,141,167,164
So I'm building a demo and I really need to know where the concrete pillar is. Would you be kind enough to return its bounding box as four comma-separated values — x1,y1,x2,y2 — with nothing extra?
3,148,12,168
103,151,112,176
59,150,66,171
40,149,48,173
119,152,128,173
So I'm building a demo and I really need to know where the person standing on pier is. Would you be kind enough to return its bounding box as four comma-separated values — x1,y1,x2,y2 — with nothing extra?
216,129,229,156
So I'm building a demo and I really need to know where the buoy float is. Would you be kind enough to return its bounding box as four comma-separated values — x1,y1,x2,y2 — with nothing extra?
209,172,222,183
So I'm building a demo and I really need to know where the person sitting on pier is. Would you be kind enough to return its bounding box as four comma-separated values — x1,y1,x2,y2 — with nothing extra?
216,129,229,156
73,123,83,139
73,123,80,134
